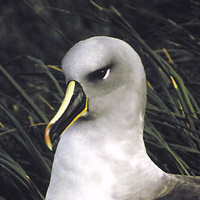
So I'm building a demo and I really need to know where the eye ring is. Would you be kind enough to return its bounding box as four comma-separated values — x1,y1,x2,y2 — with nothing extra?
102,68,110,79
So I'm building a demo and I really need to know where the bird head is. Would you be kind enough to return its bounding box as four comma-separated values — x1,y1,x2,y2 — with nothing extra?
45,37,146,151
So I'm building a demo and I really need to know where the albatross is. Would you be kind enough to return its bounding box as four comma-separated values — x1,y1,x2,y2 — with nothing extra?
45,36,200,200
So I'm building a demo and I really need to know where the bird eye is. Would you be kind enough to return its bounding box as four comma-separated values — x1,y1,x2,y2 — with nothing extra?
101,68,110,79
88,66,111,81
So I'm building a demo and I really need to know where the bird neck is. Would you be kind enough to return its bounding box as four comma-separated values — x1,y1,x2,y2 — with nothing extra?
51,114,171,200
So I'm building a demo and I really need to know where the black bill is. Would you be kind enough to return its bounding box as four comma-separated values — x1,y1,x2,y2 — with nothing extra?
45,80,88,150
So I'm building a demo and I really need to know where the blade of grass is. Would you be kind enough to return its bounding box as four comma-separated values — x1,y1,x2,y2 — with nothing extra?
0,102,51,178
0,149,44,200
0,64,48,123
145,117,192,175
24,56,64,97
147,84,198,149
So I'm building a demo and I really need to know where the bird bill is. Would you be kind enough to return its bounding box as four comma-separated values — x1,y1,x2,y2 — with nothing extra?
45,80,88,151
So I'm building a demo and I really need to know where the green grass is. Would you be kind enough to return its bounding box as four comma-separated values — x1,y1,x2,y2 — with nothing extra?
0,0,200,199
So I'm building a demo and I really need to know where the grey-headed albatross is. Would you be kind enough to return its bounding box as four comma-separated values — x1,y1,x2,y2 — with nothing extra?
45,37,200,200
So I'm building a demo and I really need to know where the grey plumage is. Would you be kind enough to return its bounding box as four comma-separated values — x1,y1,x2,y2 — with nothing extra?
157,175,200,199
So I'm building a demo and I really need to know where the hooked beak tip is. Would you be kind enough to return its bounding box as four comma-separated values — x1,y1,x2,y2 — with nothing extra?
45,123,53,151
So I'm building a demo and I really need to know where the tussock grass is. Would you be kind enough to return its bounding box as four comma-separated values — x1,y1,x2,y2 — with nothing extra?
0,0,199,199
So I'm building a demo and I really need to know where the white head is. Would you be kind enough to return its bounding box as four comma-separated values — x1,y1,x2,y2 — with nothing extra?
61,37,147,138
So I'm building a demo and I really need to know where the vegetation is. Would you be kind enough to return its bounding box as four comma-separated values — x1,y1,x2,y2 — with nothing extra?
0,0,199,199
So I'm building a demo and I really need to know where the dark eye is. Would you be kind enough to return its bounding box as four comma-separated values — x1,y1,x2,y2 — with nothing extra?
88,66,111,81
